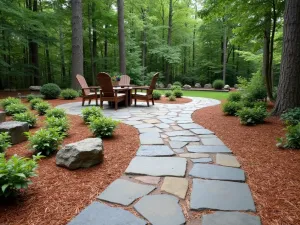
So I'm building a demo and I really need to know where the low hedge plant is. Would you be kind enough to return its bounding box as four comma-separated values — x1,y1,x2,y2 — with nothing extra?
277,123,300,149
5,104,28,116
0,132,11,153
281,107,300,126
45,108,66,119
30,98,43,110
237,106,268,125
152,90,161,100
13,112,37,128
222,101,244,116
35,102,51,115
60,89,79,100
89,117,119,138
82,106,103,124
45,117,69,136
0,97,21,110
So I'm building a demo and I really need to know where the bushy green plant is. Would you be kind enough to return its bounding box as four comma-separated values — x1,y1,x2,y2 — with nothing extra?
45,108,66,119
171,85,181,91
26,128,63,156
30,98,43,110
173,81,182,87
213,79,225,90
0,97,21,110
26,94,40,102
89,117,119,137
45,117,69,136
240,72,267,102
281,107,300,126
173,89,183,98
5,103,28,116
13,112,37,128
0,132,11,153
168,95,176,101
152,90,161,100
0,153,42,198
164,91,172,97
237,106,268,125
253,101,267,109
35,102,51,115
277,123,300,149
60,88,79,100
82,106,103,123
228,92,242,102
222,101,244,116
40,83,61,99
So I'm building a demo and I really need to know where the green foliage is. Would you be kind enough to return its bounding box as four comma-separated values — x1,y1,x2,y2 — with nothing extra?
253,101,267,109
281,107,300,126
173,81,182,87
60,89,79,100
228,92,242,102
30,98,43,110
173,89,183,98
13,112,37,128
168,95,176,101
89,117,119,138
0,153,42,198
82,107,103,124
152,90,162,100
45,108,66,119
237,106,268,125
277,123,300,149
222,101,244,116
0,98,21,110
165,91,172,97
0,132,11,153
35,102,51,115
26,94,42,102
5,104,28,116
213,80,224,90
171,85,182,91
45,117,69,136
40,83,61,99
240,72,267,102
26,128,63,156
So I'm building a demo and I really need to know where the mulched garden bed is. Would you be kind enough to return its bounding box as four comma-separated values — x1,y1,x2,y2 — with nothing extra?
192,104,300,225
154,96,192,104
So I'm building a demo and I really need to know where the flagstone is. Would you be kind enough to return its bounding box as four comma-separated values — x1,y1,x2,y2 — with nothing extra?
179,153,210,158
136,145,175,157
202,212,262,225
169,141,188,149
134,176,161,185
161,177,188,199
216,154,241,168
187,145,232,153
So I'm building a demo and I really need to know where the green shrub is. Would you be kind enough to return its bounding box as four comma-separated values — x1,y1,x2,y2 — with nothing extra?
173,81,182,87
168,95,176,101
0,153,42,198
46,108,66,119
173,89,183,98
254,101,267,109
0,132,11,153
45,117,69,136
60,88,79,100
213,79,224,90
35,102,51,115
13,112,37,128
26,94,41,102
0,97,21,110
281,107,300,126
237,107,268,125
222,101,244,116
30,98,43,110
277,123,300,149
82,106,103,123
152,90,162,100
26,128,63,156
165,91,172,97
5,104,28,116
228,92,242,102
89,117,119,137
171,85,181,91
40,83,61,99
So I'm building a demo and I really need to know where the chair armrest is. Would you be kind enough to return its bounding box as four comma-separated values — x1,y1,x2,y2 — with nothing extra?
82,86,100,90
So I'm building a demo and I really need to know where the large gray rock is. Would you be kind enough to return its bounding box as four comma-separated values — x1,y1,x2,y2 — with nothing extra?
56,138,103,170
167,84,172,88
224,84,231,90
204,84,212,89
195,83,201,88
183,84,192,89
0,111,5,123
29,86,41,91
0,121,28,144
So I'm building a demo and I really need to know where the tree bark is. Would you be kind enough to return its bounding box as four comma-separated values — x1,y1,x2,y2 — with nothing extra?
222,25,227,84
59,24,66,86
166,0,173,84
141,8,147,84
88,2,95,85
71,0,83,89
273,0,300,115
117,0,126,74
92,2,97,78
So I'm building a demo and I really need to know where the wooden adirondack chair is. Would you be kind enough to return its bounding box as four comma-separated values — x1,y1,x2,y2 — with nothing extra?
76,74,100,106
132,73,159,107
96,72,128,110
119,75,131,86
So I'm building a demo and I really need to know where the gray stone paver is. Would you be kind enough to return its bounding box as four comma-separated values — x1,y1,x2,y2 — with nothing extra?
136,145,174,157
187,145,232,153
170,136,199,142
161,177,188,199
202,212,262,225
191,158,213,163
190,128,214,135
135,176,161,184
201,137,225,146
165,130,194,137
169,141,188,149
216,154,241,168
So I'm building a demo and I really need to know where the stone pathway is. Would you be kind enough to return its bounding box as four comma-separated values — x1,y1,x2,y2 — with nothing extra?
57,97,261,225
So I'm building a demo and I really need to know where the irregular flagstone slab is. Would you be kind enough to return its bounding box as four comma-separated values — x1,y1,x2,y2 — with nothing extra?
202,212,262,225
155,123,170,129
178,123,204,129
170,136,199,142
173,148,185,153
165,130,194,137
136,145,175,157
143,119,161,124
190,179,256,211
124,120,143,126
134,194,185,225
201,137,225,146
169,141,188,149
190,129,214,135
134,124,154,129
140,132,160,138
216,154,241,168
125,157,187,177
138,127,162,133
160,118,174,124
189,164,245,181
171,125,183,131
191,158,213,163
187,145,232,153
98,179,155,206
161,177,188,199
68,201,147,225
140,137,164,145
135,176,160,185
199,134,217,138
179,153,210,158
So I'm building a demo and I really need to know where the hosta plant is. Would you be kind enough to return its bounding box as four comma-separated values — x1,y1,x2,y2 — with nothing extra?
35,102,51,115
82,106,103,123
5,103,28,116
30,98,43,110
0,97,21,110
0,132,11,153
45,117,69,136
13,112,38,128
45,108,66,119
89,117,119,138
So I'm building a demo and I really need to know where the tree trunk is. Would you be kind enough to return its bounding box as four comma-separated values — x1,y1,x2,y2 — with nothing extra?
104,24,108,70
222,25,227,84
141,8,147,84
117,0,126,74
166,0,173,84
88,2,95,84
45,42,52,83
71,0,83,89
92,2,97,78
273,0,300,115
59,24,66,86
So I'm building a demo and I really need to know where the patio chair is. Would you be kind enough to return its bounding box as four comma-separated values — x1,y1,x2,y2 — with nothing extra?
96,72,128,110
132,72,159,107
119,75,131,86
76,74,100,106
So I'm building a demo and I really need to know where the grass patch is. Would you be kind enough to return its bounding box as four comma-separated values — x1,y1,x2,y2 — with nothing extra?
153,90,229,100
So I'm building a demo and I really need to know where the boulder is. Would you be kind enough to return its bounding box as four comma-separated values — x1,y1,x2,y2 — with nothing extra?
224,85,231,90
183,84,192,89
158,83,165,88
56,138,104,170
234,84,239,89
29,86,41,91
195,83,201,88
167,84,172,89
0,121,29,144
0,111,5,123
204,84,212,89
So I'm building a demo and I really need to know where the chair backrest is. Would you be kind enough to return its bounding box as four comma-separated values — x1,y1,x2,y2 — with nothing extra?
147,73,159,95
76,74,90,96
119,75,131,86
97,72,114,97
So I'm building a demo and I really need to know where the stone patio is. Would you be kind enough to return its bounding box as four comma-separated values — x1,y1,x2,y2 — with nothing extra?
57,97,260,225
